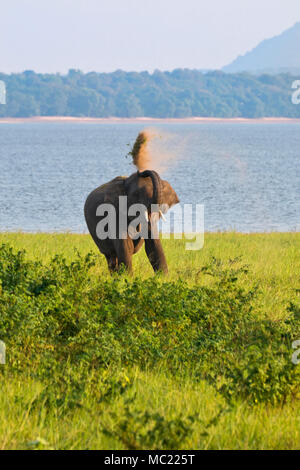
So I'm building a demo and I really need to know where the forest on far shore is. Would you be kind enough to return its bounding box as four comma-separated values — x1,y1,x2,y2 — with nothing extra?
0,69,299,118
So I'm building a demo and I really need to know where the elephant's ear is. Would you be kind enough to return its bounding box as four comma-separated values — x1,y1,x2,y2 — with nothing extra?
103,176,127,206
161,180,180,209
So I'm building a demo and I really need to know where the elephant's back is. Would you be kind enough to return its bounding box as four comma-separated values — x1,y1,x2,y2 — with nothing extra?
84,176,127,227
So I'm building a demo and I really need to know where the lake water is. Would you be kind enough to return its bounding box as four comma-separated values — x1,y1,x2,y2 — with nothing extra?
0,122,299,233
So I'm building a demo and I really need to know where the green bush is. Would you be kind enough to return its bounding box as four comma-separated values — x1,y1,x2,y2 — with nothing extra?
0,243,299,412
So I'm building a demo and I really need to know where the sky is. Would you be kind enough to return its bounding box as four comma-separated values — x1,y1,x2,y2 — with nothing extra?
1,0,300,74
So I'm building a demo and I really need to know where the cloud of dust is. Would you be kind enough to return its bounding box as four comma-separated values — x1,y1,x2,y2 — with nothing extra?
128,128,186,175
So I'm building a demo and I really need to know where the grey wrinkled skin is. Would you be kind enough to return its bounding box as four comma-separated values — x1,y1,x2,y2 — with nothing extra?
84,170,179,274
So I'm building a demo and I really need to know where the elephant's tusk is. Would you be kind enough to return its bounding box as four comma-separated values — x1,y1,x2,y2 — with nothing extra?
159,210,166,222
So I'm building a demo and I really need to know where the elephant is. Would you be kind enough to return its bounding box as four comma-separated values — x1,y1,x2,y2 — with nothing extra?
84,170,179,274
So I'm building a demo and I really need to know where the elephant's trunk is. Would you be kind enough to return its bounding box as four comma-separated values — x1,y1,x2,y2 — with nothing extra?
138,170,163,207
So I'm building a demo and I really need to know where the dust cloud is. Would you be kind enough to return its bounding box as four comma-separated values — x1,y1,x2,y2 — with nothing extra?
128,128,186,175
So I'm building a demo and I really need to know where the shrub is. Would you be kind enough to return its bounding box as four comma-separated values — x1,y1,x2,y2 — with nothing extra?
0,244,299,409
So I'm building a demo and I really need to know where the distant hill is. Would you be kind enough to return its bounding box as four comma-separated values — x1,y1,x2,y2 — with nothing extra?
0,69,299,119
223,22,300,75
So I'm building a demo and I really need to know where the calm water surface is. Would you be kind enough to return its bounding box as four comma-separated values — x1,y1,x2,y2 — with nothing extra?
0,122,299,232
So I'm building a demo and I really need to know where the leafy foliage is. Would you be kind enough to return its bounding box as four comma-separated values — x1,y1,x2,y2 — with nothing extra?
103,396,228,450
0,243,299,419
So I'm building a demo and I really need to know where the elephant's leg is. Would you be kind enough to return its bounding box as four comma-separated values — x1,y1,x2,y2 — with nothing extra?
144,236,168,274
114,238,134,273
105,254,119,273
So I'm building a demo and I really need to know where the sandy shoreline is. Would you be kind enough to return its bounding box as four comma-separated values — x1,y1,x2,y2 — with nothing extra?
1,116,300,124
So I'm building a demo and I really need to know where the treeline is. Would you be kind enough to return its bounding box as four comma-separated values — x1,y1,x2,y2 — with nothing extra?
0,69,299,118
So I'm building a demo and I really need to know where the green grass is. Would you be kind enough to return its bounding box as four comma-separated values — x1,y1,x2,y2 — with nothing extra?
0,232,299,450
